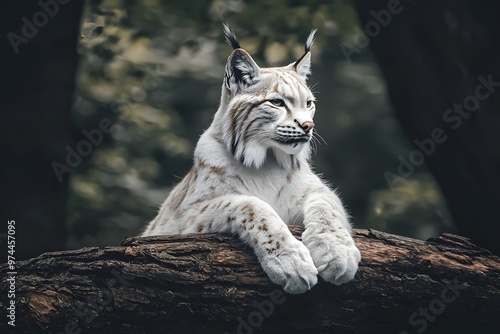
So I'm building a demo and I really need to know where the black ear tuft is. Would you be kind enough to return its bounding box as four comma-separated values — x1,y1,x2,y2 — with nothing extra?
294,29,317,69
304,29,317,53
223,24,241,49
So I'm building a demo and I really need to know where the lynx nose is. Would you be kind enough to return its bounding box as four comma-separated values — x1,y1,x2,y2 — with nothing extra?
300,121,315,133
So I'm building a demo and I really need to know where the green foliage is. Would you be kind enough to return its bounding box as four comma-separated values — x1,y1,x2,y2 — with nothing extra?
68,0,453,249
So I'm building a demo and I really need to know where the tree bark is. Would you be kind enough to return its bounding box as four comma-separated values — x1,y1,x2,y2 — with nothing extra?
1,226,499,334
352,0,500,254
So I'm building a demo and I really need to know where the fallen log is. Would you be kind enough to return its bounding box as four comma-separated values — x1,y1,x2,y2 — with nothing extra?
1,227,499,333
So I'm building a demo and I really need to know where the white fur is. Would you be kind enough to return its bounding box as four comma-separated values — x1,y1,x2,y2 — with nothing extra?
142,35,361,294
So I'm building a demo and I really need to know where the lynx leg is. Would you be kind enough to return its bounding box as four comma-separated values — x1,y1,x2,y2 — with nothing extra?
301,188,361,285
185,195,318,294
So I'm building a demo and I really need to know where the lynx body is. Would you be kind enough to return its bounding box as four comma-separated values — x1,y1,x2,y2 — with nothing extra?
143,26,361,294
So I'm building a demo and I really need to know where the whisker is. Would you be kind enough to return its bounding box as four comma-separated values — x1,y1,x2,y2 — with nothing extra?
313,130,327,145
309,138,318,154
309,82,320,95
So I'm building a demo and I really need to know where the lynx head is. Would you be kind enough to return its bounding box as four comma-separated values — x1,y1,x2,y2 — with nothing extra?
216,25,317,170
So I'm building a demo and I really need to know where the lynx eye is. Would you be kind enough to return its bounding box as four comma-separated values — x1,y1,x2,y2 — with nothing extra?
306,100,313,108
269,99,285,107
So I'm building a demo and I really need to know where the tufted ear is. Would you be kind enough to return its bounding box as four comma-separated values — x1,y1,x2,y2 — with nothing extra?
224,49,260,92
294,51,311,78
223,24,260,92
287,29,317,80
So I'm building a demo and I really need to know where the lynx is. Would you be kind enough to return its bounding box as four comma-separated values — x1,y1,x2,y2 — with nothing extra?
143,25,361,294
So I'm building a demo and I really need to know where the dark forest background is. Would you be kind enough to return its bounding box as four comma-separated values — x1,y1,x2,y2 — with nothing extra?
1,0,499,260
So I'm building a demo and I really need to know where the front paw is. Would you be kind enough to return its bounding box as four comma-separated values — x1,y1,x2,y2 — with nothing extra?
259,239,318,294
302,224,361,285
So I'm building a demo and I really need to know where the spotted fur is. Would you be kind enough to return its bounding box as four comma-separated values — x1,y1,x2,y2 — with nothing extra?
142,26,361,294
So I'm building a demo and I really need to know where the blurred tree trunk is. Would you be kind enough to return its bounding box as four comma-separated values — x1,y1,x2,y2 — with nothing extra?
353,0,500,254
1,226,499,334
0,1,85,259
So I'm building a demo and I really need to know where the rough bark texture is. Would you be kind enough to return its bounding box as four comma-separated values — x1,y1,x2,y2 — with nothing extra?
352,0,500,254
1,226,499,334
